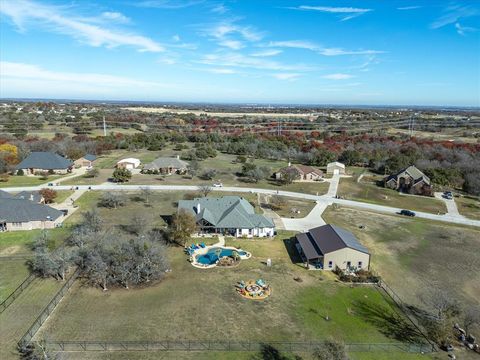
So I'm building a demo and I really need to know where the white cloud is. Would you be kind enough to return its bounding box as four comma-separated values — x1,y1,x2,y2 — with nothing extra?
290,5,372,21
100,11,130,23
0,61,161,87
267,40,383,56
172,34,181,42
251,49,283,57
208,68,236,74
397,6,422,10
135,0,204,9
0,0,163,52
206,22,264,42
455,22,478,35
273,73,300,81
322,73,354,80
219,39,244,50
157,57,177,65
211,4,228,14
430,5,478,29
199,52,309,71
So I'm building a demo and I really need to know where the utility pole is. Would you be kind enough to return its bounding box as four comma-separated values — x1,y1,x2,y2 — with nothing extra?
103,115,107,136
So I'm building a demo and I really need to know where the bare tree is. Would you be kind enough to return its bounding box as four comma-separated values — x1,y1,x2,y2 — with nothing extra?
140,186,152,205
463,306,480,335
99,192,126,209
313,340,348,360
170,209,198,246
198,184,212,197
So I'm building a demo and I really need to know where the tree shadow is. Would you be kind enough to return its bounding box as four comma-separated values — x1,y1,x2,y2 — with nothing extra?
353,299,424,343
250,344,295,360
160,215,173,225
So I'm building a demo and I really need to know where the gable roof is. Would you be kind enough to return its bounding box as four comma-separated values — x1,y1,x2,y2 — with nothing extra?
117,158,141,166
296,224,369,260
0,190,16,199
15,191,43,203
144,157,189,170
278,164,323,176
387,165,430,185
178,196,274,229
0,198,63,222
16,152,72,170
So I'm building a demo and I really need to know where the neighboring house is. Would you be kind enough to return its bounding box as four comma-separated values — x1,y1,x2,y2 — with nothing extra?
0,198,64,231
385,165,432,196
295,224,370,270
275,164,323,182
15,190,44,203
15,152,73,175
178,196,275,238
116,158,141,170
143,156,189,174
0,189,16,200
326,162,346,175
74,154,96,168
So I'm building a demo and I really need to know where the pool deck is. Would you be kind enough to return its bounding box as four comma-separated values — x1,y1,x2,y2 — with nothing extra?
189,236,252,269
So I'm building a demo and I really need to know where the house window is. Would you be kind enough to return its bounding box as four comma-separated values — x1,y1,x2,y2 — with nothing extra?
248,229,252,235
358,261,363,268
328,261,333,268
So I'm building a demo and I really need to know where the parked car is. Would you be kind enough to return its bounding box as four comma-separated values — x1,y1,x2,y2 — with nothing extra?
399,209,416,217
443,191,453,200
47,183,53,186
213,182,223,187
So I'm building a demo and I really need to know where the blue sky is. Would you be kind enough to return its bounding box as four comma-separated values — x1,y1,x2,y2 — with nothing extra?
0,0,479,106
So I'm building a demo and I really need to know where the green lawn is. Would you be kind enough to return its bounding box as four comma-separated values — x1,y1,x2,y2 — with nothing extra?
455,196,480,220
0,260,30,301
0,175,63,188
337,177,446,214
322,206,480,311
36,233,422,350
0,228,70,255
54,190,75,204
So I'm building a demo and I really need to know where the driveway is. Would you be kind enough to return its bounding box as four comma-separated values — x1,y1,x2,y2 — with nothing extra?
281,201,328,232
4,184,480,228
325,173,341,198
434,192,463,218
49,189,87,222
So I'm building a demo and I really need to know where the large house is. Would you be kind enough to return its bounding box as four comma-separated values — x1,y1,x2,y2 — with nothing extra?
295,224,370,270
74,154,96,168
275,164,323,182
15,152,73,175
143,156,189,174
178,196,275,238
326,162,346,175
116,158,141,170
385,165,432,196
15,190,44,203
0,191,64,231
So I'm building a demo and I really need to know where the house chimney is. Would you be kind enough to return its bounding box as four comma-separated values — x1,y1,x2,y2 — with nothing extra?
288,161,291,167
176,155,180,159
196,203,201,214
30,194,34,201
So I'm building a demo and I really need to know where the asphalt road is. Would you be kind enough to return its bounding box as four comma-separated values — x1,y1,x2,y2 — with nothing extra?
3,183,480,228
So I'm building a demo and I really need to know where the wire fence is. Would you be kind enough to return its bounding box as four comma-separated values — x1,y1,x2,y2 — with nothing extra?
40,340,435,353
18,268,80,348
0,273,36,314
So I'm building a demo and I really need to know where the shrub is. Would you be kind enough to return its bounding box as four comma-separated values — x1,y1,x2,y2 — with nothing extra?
16,169,24,176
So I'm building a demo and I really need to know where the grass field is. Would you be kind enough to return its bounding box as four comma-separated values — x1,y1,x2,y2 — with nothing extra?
0,259,30,301
455,196,480,220
0,175,63,188
37,232,423,351
337,176,446,214
322,206,480,310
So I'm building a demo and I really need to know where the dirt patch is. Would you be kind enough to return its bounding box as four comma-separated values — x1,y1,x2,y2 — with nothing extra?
0,245,22,255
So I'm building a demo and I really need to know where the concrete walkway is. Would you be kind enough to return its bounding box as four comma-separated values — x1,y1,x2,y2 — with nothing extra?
50,189,87,222
281,201,329,232
325,173,341,198
434,192,463,218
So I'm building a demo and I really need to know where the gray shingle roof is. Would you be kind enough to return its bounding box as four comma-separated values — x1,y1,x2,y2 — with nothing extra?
178,196,274,229
0,198,63,222
296,224,369,260
15,191,43,203
16,152,72,170
386,165,430,186
0,190,16,199
144,157,189,170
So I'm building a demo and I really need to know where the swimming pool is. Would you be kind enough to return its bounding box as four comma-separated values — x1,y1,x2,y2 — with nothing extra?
195,247,248,265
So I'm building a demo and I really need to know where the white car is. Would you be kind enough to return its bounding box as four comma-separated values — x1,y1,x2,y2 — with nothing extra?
213,182,223,187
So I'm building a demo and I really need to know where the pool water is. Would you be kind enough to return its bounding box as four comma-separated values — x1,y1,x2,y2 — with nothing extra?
196,247,247,265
